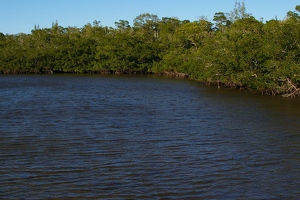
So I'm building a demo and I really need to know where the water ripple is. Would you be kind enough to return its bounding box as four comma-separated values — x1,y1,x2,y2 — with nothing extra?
0,75,299,199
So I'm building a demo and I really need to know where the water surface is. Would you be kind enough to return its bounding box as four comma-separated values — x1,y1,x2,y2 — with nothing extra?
0,74,299,199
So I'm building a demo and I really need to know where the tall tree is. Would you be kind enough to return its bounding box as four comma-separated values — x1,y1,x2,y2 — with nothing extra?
213,12,231,31
227,1,251,22
133,13,160,40
286,5,300,20
115,20,131,32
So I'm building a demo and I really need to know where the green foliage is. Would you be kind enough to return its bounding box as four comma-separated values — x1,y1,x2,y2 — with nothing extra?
213,12,231,30
1,3,300,96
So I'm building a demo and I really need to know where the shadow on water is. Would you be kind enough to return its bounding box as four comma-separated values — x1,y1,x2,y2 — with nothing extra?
200,83,300,126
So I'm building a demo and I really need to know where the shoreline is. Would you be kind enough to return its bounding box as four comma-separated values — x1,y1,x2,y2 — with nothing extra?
2,69,299,98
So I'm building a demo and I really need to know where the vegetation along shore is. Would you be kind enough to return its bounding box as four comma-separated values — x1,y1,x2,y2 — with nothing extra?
1,2,300,97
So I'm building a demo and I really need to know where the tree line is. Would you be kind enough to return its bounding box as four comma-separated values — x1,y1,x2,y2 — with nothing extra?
1,2,300,97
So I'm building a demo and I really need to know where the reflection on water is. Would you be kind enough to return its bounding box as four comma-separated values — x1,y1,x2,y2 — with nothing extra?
0,74,299,199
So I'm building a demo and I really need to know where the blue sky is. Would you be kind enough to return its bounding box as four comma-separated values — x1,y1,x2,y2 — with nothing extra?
1,0,299,34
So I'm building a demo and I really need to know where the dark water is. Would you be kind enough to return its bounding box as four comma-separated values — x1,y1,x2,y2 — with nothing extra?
0,74,299,199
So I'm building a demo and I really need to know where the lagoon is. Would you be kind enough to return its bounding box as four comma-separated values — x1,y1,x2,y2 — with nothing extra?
0,74,299,199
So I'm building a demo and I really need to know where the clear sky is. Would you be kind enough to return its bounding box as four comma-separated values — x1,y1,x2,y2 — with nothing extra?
1,0,299,35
